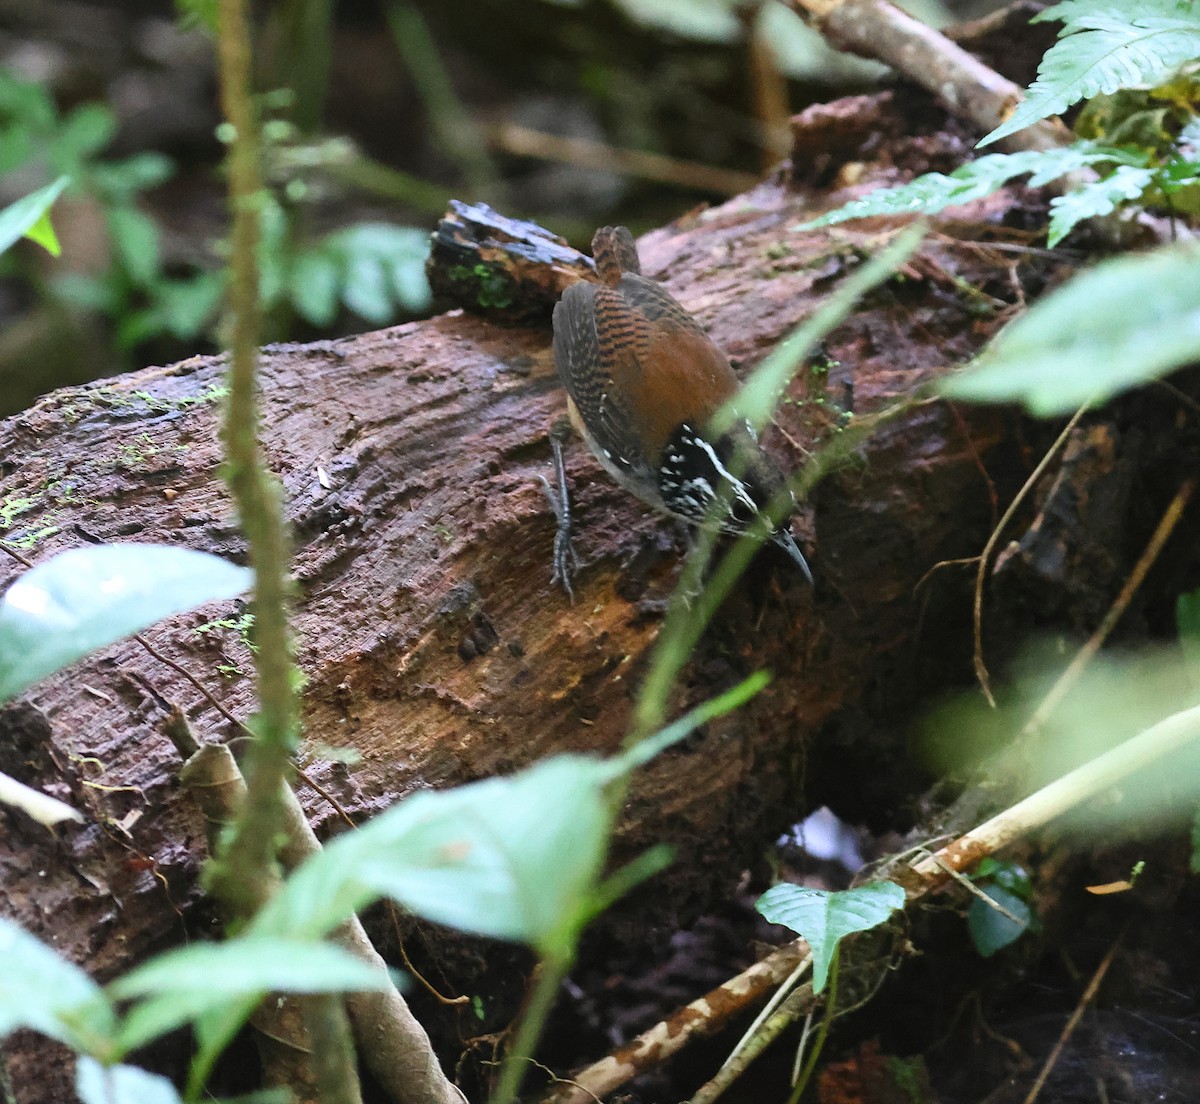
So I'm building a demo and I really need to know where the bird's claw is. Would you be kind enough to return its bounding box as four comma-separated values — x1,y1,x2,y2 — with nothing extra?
539,474,579,602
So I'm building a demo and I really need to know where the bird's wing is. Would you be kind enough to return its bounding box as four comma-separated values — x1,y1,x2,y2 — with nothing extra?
552,281,651,474
617,273,709,336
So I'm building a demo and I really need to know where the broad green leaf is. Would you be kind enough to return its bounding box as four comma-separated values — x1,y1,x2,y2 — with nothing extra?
259,678,768,958
940,242,1200,413
0,72,56,137
174,0,219,34
258,754,614,958
756,881,906,993
380,229,434,312
981,0,1200,146
155,272,224,339
51,271,122,313
358,755,611,956
76,1058,182,1104
0,176,69,256
0,543,252,703
1046,163,1156,244
23,209,61,256
289,248,341,326
972,858,1032,898
55,103,117,164
967,884,1032,956
107,206,160,286
111,939,392,1001
113,940,392,1052
342,253,393,323
0,918,117,1051
256,196,288,308
795,146,1140,231
320,223,432,319
91,153,175,200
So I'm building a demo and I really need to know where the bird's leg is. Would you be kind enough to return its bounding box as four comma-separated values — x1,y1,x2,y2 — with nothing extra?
538,414,580,602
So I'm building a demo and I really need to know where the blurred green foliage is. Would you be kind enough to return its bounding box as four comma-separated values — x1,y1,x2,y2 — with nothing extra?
0,69,433,405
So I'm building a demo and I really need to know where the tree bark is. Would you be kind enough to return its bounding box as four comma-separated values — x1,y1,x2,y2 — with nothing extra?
1,96,1095,1099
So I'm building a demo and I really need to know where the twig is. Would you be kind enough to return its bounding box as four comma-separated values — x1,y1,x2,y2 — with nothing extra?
490,123,760,196
386,2,505,204
972,404,1089,705
541,942,811,1104
211,0,303,916
548,700,1200,1104
174,727,463,1104
688,981,817,1104
1021,932,1124,1104
786,0,1070,153
0,541,33,569
909,703,1200,886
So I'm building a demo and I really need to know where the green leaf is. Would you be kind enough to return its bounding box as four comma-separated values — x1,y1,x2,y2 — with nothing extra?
23,209,62,256
756,881,906,993
968,884,1032,956
972,859,1032,898
1177,589,1200,678
153,272,224,339
1191,806,1200,874
112,939,392,1001
51,271,123,313
289,248,341,326
795,145,1140,231
981,0,1200,146
107,206,160,287
940,242,1200,414
174,0,219,34
111,939,391,1051
256,196,288,309
258,754,614,958
91,153,175,200
0,543,252,703
55,103,118,163
319,223,433,321
76,1058,183,1104
0,71,57,134
1046,163,1156,244
342,254,393,323
0,918,117,1051
0,176,69,257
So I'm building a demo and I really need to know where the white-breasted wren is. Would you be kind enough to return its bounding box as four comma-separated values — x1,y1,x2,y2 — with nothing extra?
545,225,812,597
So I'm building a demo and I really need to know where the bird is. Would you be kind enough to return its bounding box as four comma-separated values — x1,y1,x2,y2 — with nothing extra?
544,225,812,598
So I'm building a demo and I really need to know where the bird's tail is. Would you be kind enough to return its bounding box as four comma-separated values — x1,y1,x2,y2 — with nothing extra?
592,225,641,286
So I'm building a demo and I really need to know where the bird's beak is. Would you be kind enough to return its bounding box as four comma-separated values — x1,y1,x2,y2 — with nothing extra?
771,529,814,586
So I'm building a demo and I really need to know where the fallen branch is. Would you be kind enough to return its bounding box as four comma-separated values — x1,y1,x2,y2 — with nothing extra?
787,0,1070,152
168,716,463,1104
545,701,1200,1102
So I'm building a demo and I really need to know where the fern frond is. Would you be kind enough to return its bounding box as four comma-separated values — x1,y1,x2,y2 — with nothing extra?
1047,164,1157,243
980,0,1200,147
794,144,1141,231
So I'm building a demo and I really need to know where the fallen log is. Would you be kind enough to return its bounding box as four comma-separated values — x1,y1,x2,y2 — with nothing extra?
2,111,1089,1097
